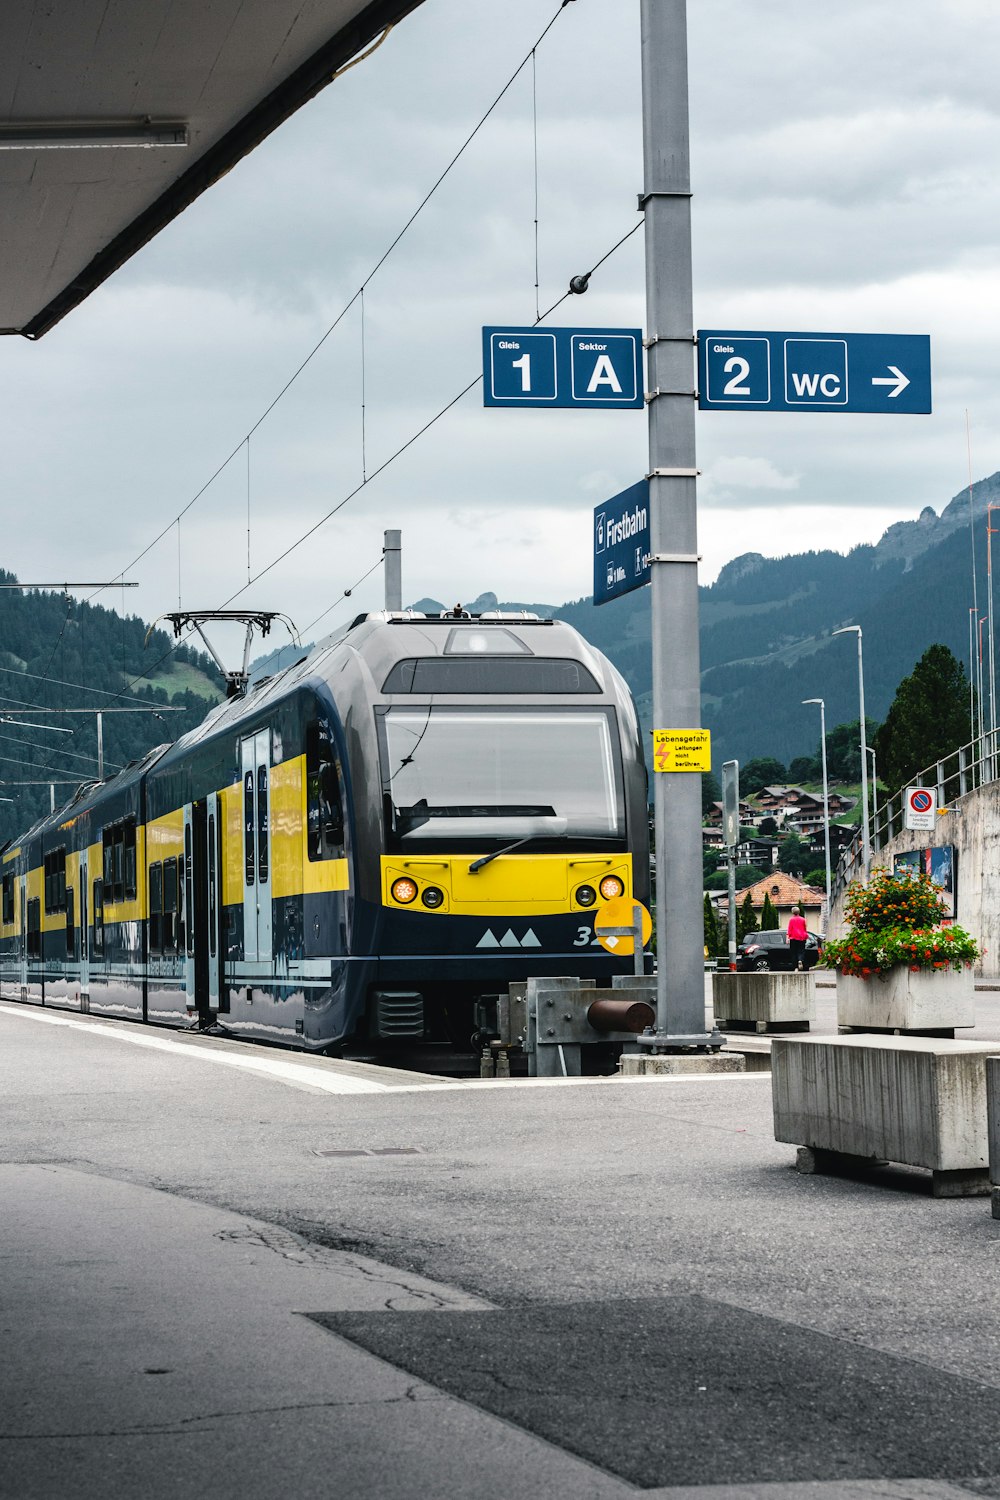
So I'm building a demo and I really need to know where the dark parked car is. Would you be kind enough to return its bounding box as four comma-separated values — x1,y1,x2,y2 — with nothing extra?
736,929,822,972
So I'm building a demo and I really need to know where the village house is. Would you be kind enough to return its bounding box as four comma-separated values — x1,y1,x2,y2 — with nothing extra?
714,872,824,932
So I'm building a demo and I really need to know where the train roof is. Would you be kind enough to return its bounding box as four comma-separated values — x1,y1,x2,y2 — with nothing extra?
15,740,172,846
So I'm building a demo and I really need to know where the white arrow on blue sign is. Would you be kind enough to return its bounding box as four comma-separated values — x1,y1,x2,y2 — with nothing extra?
697,330,931,414
593,480,650,605
483,327,644,409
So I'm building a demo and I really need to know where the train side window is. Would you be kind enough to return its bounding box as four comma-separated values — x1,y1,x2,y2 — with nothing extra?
93,879,104,954
65,887,75,959
44,848,66,914
26,897,40,959
149,862,163,955
1,873,13,925
163,858,179,954
257,764,269,883
123,821,137,901
184,826,194,958
244,770,255,886
306,720,344,861
102,820,136,905
208,814,217,959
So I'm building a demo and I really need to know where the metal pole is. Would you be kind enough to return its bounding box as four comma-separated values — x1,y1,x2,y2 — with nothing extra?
833,626,870,879
722,758,739,970
866,746,878,853
96,711,104,781
49,783,55,813
857,630,871,878
803,699,831,935
970,606,978,782
980,615,988,776
989,507,997,780
640,0,716,1049
383,529,402,612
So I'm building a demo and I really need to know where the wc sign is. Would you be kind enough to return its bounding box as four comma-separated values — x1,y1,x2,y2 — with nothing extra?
697,329,931,415
482,327,644,409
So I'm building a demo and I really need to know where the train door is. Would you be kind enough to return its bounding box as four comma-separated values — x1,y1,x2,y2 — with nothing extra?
18,880,26,1000
79,850,89,1007
187,796,224,1017
183,806,195,1006
206,792,222,1010
241,730,272,964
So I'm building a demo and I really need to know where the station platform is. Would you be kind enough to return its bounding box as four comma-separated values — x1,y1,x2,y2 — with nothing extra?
2,995,1000,1499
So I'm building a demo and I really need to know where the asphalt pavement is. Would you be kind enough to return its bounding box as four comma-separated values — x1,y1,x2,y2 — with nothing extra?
3,993,1000,1499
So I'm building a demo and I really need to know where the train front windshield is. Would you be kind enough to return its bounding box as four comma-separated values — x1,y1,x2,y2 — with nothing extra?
381,707,623,845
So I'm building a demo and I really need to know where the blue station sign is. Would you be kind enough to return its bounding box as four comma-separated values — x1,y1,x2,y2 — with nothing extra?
483,327,644,409
697,330,931,414
593,480,650,605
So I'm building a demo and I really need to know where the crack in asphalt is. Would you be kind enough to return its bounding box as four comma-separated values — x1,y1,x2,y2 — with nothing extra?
0,1384,442,1442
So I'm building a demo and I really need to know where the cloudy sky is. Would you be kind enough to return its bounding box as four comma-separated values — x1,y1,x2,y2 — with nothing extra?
3,0,1000,652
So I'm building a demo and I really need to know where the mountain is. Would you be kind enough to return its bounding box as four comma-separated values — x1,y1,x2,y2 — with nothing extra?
0,577,224,840
259,471,1000,778
555,472,1000,769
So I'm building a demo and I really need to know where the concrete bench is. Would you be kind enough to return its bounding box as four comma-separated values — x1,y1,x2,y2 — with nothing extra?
772,1034,996,1197
713,972,814,1034
982,1055,1000,1218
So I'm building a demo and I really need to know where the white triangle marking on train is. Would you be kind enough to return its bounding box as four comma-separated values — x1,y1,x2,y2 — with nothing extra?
476,929,500,949
499,929,520,948
520,929,541,947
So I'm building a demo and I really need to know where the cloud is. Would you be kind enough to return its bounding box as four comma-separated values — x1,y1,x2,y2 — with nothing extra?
704,456,801,498
3,0,1000,643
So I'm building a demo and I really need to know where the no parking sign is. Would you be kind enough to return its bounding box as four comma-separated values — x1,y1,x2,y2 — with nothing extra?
904,786,937,831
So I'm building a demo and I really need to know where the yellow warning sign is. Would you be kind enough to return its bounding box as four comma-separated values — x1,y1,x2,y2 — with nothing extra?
594,896,652,956
652,728,711,773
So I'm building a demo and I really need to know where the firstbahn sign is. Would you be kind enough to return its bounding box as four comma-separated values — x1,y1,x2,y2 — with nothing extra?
697,330,931,414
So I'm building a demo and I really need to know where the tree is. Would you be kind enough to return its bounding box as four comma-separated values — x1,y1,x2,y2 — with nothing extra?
873,644,970,793
741,757,787,795
804,867,828,890
758,815,778,836
735,864,760,888
704,871,729,891
777,832,808,874
824,718,880,782
788,755,819,783
701,769,721,814
760,892,779,930
736,890,758,942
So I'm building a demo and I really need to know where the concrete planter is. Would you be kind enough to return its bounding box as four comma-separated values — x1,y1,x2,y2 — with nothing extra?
712,972,814,1034
836,965,974,1034
773,1034,995,1196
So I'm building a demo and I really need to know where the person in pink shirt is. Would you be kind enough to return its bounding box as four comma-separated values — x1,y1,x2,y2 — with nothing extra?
787,906,808,970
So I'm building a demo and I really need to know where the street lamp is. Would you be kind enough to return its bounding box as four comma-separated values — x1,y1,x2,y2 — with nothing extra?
802,698,831,933
865,745,878,853
833,624,871,879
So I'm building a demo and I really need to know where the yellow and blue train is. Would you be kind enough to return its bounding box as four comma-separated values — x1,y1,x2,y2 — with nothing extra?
0,610,649,1051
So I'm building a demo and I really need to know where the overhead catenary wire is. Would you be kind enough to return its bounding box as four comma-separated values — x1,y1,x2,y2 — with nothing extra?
89,1,578,607
57,210,646,759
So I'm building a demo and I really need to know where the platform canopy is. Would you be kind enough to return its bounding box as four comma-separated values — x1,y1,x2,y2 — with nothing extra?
0,0,425,338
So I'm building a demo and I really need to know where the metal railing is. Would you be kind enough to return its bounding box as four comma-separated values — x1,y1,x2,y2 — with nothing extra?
830,731,996,910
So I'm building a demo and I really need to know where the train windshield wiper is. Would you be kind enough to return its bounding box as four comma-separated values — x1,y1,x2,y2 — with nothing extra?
468,833,563,873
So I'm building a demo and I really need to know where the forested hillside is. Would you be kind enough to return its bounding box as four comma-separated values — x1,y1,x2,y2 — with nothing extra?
0,574,223,842
252,470,1000,793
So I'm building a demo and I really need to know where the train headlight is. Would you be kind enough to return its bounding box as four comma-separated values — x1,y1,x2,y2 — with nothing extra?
391,877,418,905
599,875,625,901
421,886,444,909
575,884,597,907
